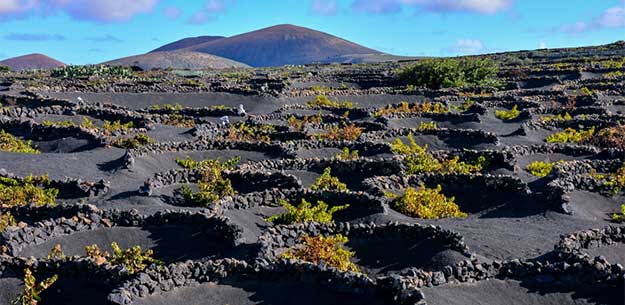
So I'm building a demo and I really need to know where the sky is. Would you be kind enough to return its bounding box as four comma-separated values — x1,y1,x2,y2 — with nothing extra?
0,0,623,64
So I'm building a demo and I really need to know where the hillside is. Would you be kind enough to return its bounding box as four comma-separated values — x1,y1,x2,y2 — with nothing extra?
150,36,225,53
0,53,65,71
102,51,249,70
174,24,384,67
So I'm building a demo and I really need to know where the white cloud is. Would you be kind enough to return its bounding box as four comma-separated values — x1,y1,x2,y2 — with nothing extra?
539,41,547,49
597,6,625,28
311,0,338,15
0,0,38,19
0,0,158,22
404,0,513,14
448,39,485,54
204,0,234,13
353,0,513,14
557,5,625,33
187,0,234,24
164,6,182,20
48,0,159,22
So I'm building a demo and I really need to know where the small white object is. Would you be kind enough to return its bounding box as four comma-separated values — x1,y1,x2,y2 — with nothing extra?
77,96,84,103
220,116,230,126
237,104,247,116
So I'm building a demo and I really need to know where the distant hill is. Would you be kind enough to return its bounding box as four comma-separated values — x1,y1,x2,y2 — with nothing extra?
0,53,65,71
102,51,249,70
155,24,385,67
150,36,225,53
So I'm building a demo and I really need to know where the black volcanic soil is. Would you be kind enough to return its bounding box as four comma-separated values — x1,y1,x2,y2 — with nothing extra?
16,225,236,262
1,41,625,305
133,280,392,305
422,279,624,305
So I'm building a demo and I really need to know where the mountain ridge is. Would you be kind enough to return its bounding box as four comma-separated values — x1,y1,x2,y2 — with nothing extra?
156,24,386,67
0,53,65,71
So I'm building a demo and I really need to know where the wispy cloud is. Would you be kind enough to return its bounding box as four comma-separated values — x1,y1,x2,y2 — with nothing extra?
0,0,39,20
0,0,159,23
85,34,122,43
311,0,338,16
3,33,65,41
204,0,234,12
444,38,485,54
187,0,234,24
188,11,211,24
163,6,182,20
48,0,159,23
555,5,625,34
352,0,514,15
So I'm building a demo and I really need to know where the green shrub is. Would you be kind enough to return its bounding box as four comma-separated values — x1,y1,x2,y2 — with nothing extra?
311,85,331,94
392,133,486,175
281,234,359,272
307,95,353,109
267,199,349,225
388,184,467,219
85,244,108,265
51,65,133,78
591,165,625,194
594,125,625,150
416,121,438,131
148,103,183,112
374,101,448,117
287,114,323,131
210,105,229,110
175,156,239,170
80,117,96,129
335,147,359,160
540,112,572,122
109,242,161,274
545,127,595,144
495,105,521,121
42,120,76,127
11,268,57,305
111,134,155,149
526,161,556,177
85,242,161,274
226,122,275,142
0,175,58,207
0,130,39,154
311,168,347,191
315,123,363,142
580,87,594,96
47,244,65,260
176,157,239,206
0,65,10,72
612,204,625,223
162,113,195,128
0,211,16,232
398,58,499,89
450,100,474,112
103,120,135,133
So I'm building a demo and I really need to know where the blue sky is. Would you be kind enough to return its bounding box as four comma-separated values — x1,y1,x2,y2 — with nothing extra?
0,0,623,64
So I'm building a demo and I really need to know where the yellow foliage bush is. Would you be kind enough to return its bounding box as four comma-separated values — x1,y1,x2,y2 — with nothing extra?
281,234,359,272
388,184,467,219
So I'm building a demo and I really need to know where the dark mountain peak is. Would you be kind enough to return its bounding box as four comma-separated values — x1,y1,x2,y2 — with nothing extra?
150,35,225,53
168,24,381,67
0,53,65,71
103,51,249,70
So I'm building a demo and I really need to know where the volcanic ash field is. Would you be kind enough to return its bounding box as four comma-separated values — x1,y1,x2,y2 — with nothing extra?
0,43,625,305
